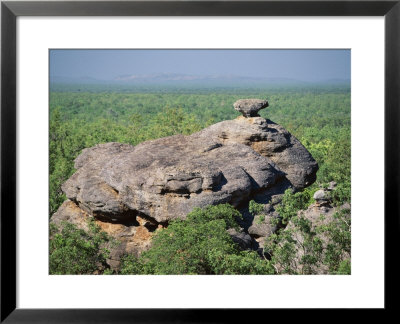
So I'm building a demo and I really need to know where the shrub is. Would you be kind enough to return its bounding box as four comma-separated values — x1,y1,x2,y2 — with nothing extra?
49,220,112,274
249,200,266,224
335,259,351,275
317,208,351,273
120,204,273,275
137,218,238,274
330,181,351,205
120,254,143,275
275,188,315,224
265,208,351,275
186,204,242,229
207,249,274,275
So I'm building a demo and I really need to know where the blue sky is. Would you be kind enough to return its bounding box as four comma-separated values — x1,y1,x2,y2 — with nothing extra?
50,49,350,82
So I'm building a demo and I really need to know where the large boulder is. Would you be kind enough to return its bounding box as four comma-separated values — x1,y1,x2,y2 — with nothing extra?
59,113,317,224
51,99,319,269
62,137,283,224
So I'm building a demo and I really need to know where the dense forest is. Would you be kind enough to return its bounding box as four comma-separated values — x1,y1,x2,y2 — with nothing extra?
49,84,351,275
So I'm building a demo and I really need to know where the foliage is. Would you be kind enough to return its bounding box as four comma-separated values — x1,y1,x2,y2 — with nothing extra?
249,200,266,223
249,200,264,215
265,208,351,275
49,220,112,274
120,204,273,275
335,259,351,275
120,254,143,275
134,218,237,274
302,134,351,204
49,84,351,275
265,215,324,274
330,181,351,206
275,188,316,224
265,187,350,275
145,107,204,139
186,204,242,230
207,249,274,275
316,208,351,273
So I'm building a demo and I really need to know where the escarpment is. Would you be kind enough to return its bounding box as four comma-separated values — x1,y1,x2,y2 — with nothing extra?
51,99,318,269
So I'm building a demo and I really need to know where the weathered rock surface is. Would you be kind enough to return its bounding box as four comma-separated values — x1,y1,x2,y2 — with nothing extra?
199,116,318,189
51,99,319,269
227,228,255,250
60,114,317,224
313,189,328,204
248,211,280,238
313,182,337,206
62,138,283,224
234,99,269,117
51,199,157,270
51,198,93,231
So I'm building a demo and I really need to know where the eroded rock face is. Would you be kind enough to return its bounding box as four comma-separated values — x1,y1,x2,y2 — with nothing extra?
62,136,283,223
51,199,157,270
61,115,317,224
196,116,318,188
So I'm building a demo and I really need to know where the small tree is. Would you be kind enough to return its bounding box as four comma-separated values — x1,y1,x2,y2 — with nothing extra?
50,220,112,274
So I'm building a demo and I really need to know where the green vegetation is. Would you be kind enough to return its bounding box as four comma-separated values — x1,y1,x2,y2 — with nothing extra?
275,188,316,224
49,84,351,275
249,200,266,224
120,204,274,275
265,200,351,275
49,220,114,275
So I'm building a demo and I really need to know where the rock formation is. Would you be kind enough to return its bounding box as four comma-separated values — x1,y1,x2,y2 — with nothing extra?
313,181,337,206
233,99,269,117
51,99,318,269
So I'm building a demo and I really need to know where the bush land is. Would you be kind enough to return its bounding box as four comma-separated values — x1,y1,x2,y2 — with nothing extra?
49,84,351,275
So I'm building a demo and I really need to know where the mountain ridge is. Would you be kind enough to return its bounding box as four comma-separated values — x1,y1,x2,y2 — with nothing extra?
50,73,350,86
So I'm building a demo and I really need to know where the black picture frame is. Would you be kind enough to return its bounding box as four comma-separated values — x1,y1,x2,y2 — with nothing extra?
1,0,399,322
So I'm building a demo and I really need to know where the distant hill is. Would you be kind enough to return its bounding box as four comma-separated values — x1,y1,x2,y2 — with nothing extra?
50,73,350,87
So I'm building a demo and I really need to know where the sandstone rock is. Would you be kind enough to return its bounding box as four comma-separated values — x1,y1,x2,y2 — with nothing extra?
197,117,318,189
60,113,317,224
313,189,332,206
247,211,281,238
234,99,269,117
327,181,337,191
51,199,156,270
51,199,92,231
62,137,284,223
227,228,254,250
313,189,326,201
52,100,319,270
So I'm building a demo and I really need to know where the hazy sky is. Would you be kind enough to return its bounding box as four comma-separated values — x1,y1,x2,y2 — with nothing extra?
50,49,350,82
